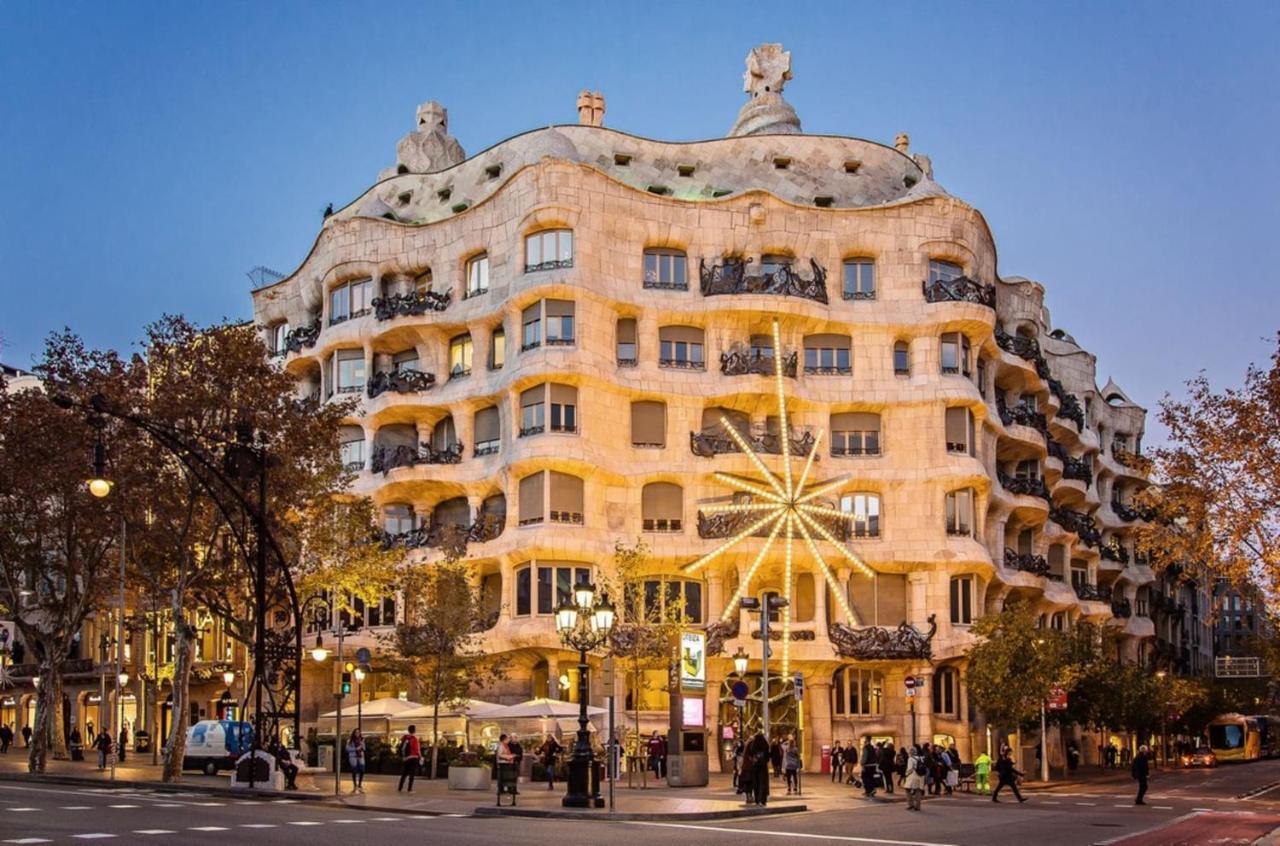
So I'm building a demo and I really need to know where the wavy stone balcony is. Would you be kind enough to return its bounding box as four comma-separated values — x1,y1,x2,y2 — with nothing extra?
370,441,463,474
1100,538,1130,564
699,257,828,304
1074,582,1113,602
1048,440,1093,485
921,276,996,308
1050,506,1101,547
1111,597,1133,619
1048,378,1086,430
366,369,437,399
690,427,816,458
372,289,451,320
995,328,1051,380
998,471,1050,501
997,396,1049,441
382,512,505,550
720,347,798,378
1004,548,1050,577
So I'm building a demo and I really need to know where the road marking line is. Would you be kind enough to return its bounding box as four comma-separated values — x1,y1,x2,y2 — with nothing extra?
240,824,277,829
4,839,52,844
132,832,177,836
287,821,324,826
1040,801,1061,805
107,804,139,808
9,808,39,812
152,803,182,807
61,806,93,810
1113,804,1131,808
1153,806,1174,810
623,822,959,846
331,820,363,823
194,801,224,806
188,827,228,832
1075,802,1097,806
1193,807,1213,811
271,799,298,804
71,837,117,841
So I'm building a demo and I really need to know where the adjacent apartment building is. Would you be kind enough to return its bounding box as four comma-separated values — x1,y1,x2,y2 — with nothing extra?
249,44,1158,768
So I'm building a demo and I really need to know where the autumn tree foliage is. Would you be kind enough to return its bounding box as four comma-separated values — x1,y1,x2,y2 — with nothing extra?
1137,333,1280,596
965,601,1074,730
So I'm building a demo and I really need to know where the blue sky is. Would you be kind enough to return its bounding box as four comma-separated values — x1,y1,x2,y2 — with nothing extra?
2,1,1277,431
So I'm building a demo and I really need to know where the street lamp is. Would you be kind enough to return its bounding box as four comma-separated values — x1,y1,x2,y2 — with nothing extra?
353,667,366,737
310,633,330,663
554,582,615,809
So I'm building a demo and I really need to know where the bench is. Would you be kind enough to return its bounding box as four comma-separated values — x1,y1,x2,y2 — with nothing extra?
957,763,976,791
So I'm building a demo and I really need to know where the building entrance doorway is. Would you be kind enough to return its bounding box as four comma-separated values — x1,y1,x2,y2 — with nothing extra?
716,673,800,771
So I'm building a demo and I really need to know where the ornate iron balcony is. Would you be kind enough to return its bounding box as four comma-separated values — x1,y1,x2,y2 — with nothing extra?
1050,506,1101,547
843,289,876,301
383,513,504,551
526,259,574,273
690,427,816,458
997,396,1049,438
367,369,436,399
1057,393,1086,430
1100,539,1130,564
804,364,852,376
720,347,797,378
372,289,451,321
1112,500,1140,522
995,328,1051,379
659,357,705,370
828,615,937,660
1004,548,1051,576
998,472,1050,501
643,278,689,291
370,441,463,474
1074,582,1113,602
699,257,829,304
284,321,321,353
921,276,996,308
616,357,638,368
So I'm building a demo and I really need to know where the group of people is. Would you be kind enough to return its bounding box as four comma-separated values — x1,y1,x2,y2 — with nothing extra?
732,731,802,805
0,723,32,752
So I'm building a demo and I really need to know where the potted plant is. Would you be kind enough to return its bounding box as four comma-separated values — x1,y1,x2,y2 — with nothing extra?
447,750,490,790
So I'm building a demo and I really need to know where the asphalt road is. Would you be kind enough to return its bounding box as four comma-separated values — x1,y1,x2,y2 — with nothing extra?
1,761,1279,845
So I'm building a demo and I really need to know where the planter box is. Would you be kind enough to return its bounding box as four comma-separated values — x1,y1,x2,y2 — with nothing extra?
448,766,490,790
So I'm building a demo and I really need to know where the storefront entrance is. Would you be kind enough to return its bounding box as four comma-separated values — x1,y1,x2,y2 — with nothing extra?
716,674,800,771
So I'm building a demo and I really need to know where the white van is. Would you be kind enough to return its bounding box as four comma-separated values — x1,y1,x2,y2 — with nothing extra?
183,719,254,775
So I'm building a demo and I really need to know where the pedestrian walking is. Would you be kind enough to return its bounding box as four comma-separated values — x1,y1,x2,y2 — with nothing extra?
783,735,801,795
830,741,843,783
1105,742,1117,768
973,749,992,794
770,737,783,779
0,723,11,753
1066,740,1080,772
844,738,858,785
646,731,664,782
904,745,927,811
732,738,745,790
940,746,955,795
878,741,896,794
748,731,770,806
94,729,111,770
539,733,563,789
991,749,1027,803
346,728,366,792
859,737,878,797
118,726,128,763
1120,745,1131,768
397,725,422,792
895,745,908,788
1132,744,1150,805
22,725,32,748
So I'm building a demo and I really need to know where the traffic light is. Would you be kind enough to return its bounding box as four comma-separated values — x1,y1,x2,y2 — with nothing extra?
344,661,355,673
340,671,352,695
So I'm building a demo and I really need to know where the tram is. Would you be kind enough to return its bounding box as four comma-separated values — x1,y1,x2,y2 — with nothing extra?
1207,713,1280,762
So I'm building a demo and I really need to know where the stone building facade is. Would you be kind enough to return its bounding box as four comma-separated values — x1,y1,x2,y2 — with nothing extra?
250,45,1155,769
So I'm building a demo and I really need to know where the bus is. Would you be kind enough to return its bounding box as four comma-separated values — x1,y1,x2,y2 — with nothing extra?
1207,714,1280,762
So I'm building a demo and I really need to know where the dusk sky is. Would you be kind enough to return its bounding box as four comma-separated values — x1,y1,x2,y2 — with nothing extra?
2,1,1277,438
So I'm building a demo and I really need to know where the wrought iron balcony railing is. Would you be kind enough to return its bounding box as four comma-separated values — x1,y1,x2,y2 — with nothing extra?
998,471,1051,501
997,396,1049,439
1074,582,1113,602
383,512,505,550
921,276,996,308
284,320,321,353
370,441,463,474
690,427,816,458
1004,548,1051,576
1048,440,1093,484
367,369,436,399
372,289,451,321
699,257,828,304
720,348,797,378
828,616,937,660
1050,506,1102,547
1100,539,1130,564
525,259,573,273
995,328,1051,379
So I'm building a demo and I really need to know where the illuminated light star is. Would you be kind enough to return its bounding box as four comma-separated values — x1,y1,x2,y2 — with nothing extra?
682,319,878,677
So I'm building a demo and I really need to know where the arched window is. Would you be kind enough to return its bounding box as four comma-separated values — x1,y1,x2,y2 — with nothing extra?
893,341,910,376
933,667,960,717
525,229,574,273
643,248,687,290
449,333,473,377
832,667,884,716
641,482,683,533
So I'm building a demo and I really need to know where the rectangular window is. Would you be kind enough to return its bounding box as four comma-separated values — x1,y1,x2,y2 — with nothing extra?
842,259,876,300
549,384,578,433
945,407,974,455
946,489,974,536
329,279,372,325
335,349,365,393
526,230,573,272
516,568,531,616
518,472,545,525
520,385,546,436
617,318,637,365
545,299,575,345
271,323,289,355
643,250,688,290
474,406,500,456
538,567,554,614
950,575,974,624
941,332,971,376
490,327,505,369
548,471,584,524
392,349,419,374
466,254,489,297
839,493,881,538
928,259,963,284
631,401,666,448
658,326,704,369
803,334,851,375
449,333,473,377
340,438,365,471
521,303,542,351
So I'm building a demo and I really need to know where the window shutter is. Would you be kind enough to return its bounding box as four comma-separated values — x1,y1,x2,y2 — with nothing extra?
378,424,417,450
831,412,879,432
703,406,749,435
339,425,364,444
642,482,682,521
848,575,876,626
631,401,666,447
521,385,546,407
519,472,545,523
549,472,584,515
617,318,637,344
549,383,577,405
522,302,541,324
545,298,574,317
434,497,470,527
474,406,500,442
337,348,363,364
659,325,704,344
877,573,907,624
795,573,815,622
945,407,969,446
804,333,850,351
392,349,419,367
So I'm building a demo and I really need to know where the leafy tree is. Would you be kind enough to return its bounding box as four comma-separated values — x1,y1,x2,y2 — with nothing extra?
0,334,143,772
383,527,507,778
965,601,1074,731
1136,333,1280,592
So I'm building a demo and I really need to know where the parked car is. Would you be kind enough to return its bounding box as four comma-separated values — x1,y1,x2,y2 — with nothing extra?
183,720,254,776
1181,746,1217,768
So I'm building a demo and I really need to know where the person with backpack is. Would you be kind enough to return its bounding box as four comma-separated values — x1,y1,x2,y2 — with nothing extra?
345,728,366,792
904,745,927,811
783,735,801,795
991,748,1027,803
859,737,879,798
397,725,421,792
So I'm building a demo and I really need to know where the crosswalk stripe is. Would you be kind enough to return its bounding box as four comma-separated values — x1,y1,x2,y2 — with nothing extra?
132,831,177,836
287,821,323,826
240,824,276,829
71,836,116,841
188,827,228,832
4,839,53,844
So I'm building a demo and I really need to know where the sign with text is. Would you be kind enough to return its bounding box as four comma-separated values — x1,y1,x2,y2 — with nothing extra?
1047,687,1068,711
680,631,706,692
682,695,705,728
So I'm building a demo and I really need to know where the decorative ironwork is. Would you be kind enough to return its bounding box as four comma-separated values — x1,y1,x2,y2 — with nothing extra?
995,328,1051,379
1050,506,1101,547
1048,440,1093,484
383,512,504,551
690,427,816,458
828,615,937,660
921,276,996,308
1100,538,1130,564
751,629,816,641
1112,500,1140,522
997,396,1049,439
1058,395,1085,430
525,259,574,273
1074,582,1113,602
372,289,451,321
1004,548,1051,576
705,616,741,657
370,440,463,474
366,369,436,399
998,471,1050,501
1111,598,1133,618
720,346,798,378
283,320,320,353
699,257,828,304
616,357,638,368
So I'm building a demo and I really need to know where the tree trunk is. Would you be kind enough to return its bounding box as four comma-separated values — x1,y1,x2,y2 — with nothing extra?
161,610,196,783
430,662,442,779
27,654,62,773
49,672,68,760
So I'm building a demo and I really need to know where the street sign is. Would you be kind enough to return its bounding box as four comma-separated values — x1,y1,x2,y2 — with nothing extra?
794,672,804,701
602,656,616,697
731,680,750,701
355,647,371,665
904,677,916,690
1047,687,1068,711
1216,656,1262,678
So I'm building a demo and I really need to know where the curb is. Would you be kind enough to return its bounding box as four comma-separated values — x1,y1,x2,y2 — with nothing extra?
323,798,462,818
472,802,807,821
0,771,325,802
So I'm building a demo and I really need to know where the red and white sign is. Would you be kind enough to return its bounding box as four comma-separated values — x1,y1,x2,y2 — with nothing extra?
1046,687,1068,711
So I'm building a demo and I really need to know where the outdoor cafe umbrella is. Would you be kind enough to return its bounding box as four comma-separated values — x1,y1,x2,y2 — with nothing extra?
392,699,503,746
318,696,420,738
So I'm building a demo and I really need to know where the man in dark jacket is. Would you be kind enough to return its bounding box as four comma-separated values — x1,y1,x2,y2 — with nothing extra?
769,738,783,779
748,732,771,806
879,741,897,794
992,749,1027,803
860,737,879,797
1132,744,1150,805
830,741,843,783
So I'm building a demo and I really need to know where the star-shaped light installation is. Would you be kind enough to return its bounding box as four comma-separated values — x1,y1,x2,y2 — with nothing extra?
682,320,876,677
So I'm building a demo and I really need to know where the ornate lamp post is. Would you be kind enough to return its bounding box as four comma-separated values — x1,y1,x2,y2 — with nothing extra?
554,582,615,808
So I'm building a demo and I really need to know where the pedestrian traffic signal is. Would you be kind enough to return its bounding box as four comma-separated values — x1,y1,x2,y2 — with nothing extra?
341,671,351,695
